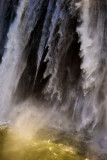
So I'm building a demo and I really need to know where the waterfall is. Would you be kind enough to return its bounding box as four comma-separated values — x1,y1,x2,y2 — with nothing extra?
0,0,107,148
74,0,107,134
0,0,29,121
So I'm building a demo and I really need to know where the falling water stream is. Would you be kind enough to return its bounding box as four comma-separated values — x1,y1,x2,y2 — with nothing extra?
0,0,107,159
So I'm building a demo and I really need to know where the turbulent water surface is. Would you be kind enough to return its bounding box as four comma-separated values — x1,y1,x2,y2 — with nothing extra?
0,0,107,159
0,127,104,160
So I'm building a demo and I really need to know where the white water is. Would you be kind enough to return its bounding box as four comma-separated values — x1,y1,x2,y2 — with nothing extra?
75,0,107,132
0,0,29,121
77,0,102,92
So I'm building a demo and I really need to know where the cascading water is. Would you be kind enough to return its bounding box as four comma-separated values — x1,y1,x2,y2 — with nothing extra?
0,0,29,121
0,0,107,157
76,0,107,135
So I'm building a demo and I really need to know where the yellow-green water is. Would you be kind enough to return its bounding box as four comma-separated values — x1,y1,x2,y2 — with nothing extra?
0,127,91,160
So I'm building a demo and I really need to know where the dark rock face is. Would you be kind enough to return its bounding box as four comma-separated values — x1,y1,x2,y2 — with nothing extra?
15,0,81,104
0,0,19,61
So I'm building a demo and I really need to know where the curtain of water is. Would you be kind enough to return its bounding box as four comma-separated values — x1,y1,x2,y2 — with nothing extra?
0,0,107,144
0,0,29,121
